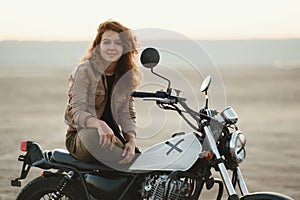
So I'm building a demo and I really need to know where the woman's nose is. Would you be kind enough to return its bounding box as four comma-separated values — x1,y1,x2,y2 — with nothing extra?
108,42,117,50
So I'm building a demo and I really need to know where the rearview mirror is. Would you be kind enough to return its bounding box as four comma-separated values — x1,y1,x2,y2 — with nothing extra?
200,75,212,92
140,47,160,69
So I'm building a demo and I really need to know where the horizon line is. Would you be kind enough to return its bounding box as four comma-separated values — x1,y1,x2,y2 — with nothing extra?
1,37,300,43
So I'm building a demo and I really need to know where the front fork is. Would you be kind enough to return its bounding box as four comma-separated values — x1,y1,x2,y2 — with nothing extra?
236,167,249,196
202,120,249,199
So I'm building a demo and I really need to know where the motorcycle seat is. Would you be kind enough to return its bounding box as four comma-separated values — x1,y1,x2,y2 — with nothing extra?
50,149,117,171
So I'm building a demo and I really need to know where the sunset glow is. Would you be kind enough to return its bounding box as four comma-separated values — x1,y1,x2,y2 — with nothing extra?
1,0,300,41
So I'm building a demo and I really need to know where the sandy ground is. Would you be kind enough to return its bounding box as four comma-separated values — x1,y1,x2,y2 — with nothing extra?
0,66,299,199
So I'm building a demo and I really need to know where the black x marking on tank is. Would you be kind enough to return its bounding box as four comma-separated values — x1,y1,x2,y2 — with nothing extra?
165,139,184,155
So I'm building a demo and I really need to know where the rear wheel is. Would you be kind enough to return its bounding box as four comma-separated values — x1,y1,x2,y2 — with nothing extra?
16,175,84,200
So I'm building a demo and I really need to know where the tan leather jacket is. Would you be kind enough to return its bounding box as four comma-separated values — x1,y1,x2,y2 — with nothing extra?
64,60,138,136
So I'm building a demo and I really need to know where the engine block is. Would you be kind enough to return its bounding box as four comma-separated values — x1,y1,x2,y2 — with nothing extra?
141,174,194,200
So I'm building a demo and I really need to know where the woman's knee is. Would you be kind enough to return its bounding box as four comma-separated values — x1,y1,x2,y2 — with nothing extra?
78,128,99,144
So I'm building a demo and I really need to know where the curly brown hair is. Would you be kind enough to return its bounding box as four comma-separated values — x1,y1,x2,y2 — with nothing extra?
80,20,140,85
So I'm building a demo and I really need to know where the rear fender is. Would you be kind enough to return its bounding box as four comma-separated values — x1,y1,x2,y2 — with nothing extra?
22,141,44,165
11,141,45,187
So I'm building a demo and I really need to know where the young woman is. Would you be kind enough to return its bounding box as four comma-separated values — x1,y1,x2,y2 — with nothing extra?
64,20,141,169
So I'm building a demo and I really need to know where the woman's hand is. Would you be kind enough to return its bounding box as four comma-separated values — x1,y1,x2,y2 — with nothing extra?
119,134,136,164
86,117,116,149
96,119,116,150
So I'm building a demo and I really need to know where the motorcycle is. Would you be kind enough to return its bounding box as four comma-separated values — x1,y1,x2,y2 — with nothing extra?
11,47,292,200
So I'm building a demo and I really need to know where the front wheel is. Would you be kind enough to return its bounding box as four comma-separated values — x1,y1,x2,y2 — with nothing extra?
16,175,84,200
241,192,293,200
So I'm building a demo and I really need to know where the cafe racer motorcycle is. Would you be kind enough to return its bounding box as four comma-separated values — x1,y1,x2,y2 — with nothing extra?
11,47,292,200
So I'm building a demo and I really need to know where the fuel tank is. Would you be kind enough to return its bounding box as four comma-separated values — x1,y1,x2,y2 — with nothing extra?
129,132,202,171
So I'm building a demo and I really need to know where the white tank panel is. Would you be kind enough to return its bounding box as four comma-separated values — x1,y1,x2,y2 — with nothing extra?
129,132,202,171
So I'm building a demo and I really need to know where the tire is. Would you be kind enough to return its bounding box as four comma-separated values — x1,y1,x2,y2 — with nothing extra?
16,175,85,200
240,192,292,200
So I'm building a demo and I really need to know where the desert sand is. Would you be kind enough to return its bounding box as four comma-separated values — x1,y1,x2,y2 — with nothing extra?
0,66,299,199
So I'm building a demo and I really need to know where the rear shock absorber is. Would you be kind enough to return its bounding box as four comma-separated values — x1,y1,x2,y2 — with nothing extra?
50,171,74,200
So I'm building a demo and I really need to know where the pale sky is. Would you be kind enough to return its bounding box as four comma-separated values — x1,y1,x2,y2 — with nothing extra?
1,0,300,41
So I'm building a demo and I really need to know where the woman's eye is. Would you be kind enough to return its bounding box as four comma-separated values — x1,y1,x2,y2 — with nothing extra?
115,41,123,46
102,41,110,45
101,40,122,47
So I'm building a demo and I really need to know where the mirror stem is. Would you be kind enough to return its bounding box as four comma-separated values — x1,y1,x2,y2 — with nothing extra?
205,91,209,109
151,68,171,92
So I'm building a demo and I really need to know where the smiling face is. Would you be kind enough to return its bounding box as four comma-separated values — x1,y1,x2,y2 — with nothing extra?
100,30,124,64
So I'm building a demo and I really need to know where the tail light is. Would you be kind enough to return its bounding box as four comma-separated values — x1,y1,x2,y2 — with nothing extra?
20,141,28,152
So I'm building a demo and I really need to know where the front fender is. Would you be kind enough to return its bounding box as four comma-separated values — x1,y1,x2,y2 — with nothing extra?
241,192,293,200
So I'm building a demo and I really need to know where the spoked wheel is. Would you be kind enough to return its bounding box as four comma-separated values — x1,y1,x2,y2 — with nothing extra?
16,175,84,200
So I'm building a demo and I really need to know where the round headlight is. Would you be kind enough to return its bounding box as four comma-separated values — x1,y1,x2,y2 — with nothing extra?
229,131,246,163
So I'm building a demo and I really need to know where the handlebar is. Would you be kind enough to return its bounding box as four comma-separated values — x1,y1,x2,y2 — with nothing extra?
131,91,168,98
131,90,223,131
131,90,179,104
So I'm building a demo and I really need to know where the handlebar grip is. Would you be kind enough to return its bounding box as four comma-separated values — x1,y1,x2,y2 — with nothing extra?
131,91,156,98
131,91,168,98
